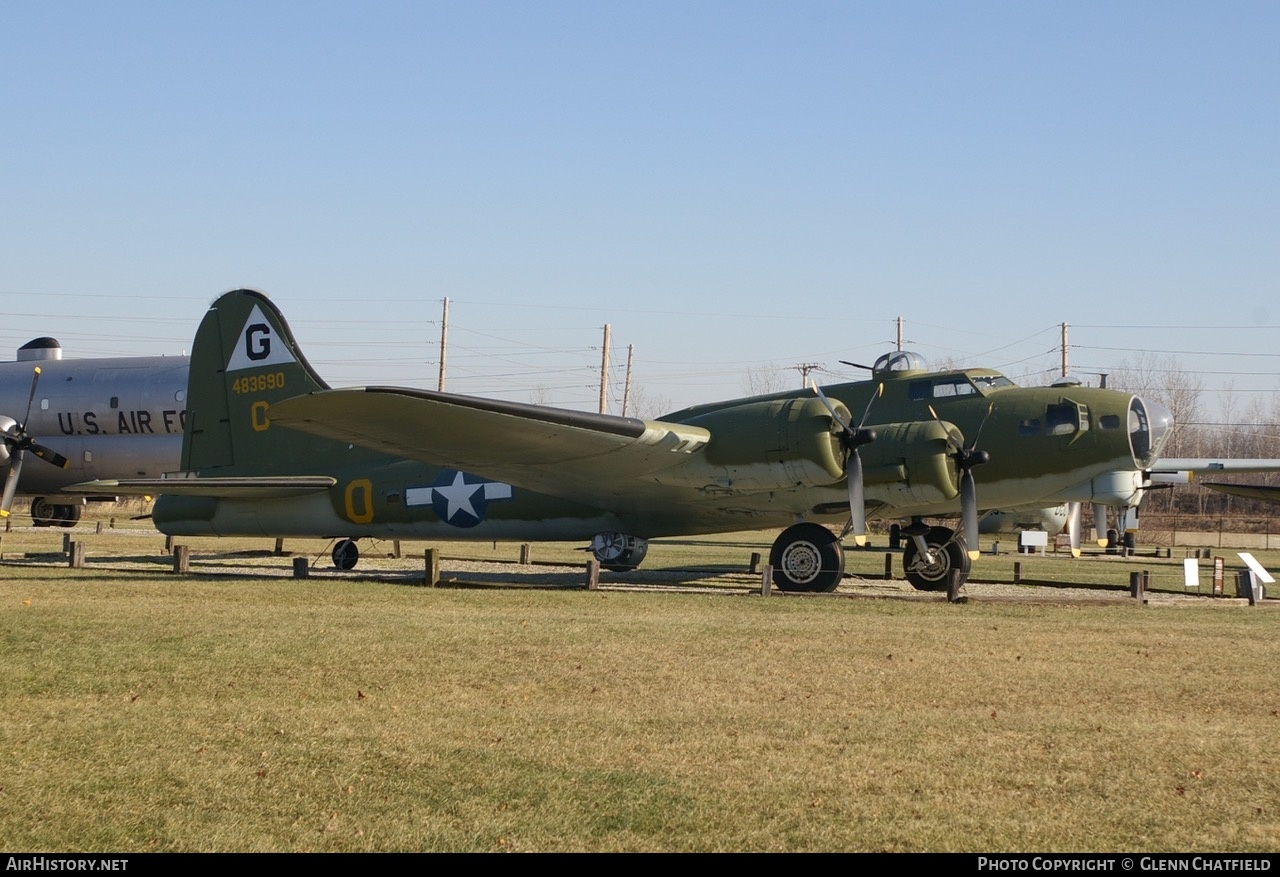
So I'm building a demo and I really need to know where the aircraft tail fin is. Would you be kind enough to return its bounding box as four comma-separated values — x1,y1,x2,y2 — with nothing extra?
182,289,347,475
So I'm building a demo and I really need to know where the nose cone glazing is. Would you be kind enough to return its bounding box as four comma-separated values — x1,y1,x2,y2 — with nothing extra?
1129,396,1174,468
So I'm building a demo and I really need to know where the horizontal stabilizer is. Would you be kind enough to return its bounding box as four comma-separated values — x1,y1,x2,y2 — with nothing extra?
66,475,337,499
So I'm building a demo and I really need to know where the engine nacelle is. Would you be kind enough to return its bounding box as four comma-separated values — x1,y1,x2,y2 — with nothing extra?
0,415,16,468
677,396,849,491
860,420,962,506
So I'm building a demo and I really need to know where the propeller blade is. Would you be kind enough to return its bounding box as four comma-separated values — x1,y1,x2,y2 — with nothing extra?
960,466,979,560
847,449,866,546
809,379,849,429
971,402,995,448
856,383,884,429
809,380,874,544
845,383,882,546
0,368,71,486
29,442,69,470
1092,503,1109,547
0,451,25,517
1067,502,1082,558
924,403,985,558
20,367,42,426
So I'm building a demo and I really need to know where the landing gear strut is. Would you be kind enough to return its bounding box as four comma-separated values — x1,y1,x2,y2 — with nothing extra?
769,522,845,593
902,524,971,592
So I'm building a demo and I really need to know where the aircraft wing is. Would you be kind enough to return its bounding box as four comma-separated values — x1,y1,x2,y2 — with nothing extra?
268,387,712,502
1150,458,1280,478
66,476,337,499
1201,482,1280,503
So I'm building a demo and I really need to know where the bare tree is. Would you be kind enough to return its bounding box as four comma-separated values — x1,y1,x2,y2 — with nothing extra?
1110,351,1203,458
626,385,673,420
743,362,787,396
1107,352,1204,516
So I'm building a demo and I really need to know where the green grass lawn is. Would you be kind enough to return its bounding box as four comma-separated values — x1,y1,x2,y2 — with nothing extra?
2,515,1278,852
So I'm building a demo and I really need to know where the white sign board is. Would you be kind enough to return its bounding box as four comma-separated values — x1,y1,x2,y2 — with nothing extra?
1236,553,1275,584
1183,558,1199,589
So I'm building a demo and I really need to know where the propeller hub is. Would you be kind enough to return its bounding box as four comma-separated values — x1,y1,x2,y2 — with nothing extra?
850,427,876,448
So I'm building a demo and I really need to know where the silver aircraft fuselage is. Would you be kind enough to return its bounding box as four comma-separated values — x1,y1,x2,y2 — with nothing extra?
0,343,188,504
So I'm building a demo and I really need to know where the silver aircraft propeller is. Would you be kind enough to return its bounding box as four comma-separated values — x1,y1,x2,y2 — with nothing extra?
1066,502,1083,557
811,380,881,546
1,367,70,518
1092,503,1109,548
929,402,993,561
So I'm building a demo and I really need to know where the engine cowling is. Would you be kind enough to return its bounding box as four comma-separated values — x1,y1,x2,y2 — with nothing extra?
677,396,849,491
0,415,16,468
859,420,962,506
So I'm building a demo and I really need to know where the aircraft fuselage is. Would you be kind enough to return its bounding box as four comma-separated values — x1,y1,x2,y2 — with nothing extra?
0,353,188,497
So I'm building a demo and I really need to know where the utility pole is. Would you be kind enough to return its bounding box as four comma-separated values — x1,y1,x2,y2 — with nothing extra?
1060,322,1068,378
599,324,611,414
438,297,449,391
896,317,905,351
794,362,822,387
622,344,634,417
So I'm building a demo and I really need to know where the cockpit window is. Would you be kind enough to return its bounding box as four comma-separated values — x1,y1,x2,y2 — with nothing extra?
909,373,1014,402
1099,414,1121,430
931,378,976,398
971,375,1015,392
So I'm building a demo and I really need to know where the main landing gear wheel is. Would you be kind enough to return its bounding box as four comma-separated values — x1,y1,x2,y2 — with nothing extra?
333,539,360,570
902,526,971,592
769,522,845,593
30,499,82,528
31,497,56,527
590,533,649,571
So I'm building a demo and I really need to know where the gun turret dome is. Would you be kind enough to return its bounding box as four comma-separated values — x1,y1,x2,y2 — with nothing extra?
17,337,63,362
872,350,928,377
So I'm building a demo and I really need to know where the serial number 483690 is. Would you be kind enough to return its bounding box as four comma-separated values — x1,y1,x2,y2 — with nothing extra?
232,372,286,394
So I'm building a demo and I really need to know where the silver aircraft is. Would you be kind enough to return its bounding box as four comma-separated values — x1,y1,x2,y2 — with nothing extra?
0,337,188,525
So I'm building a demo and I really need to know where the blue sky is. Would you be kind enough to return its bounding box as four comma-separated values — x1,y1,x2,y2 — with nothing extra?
3,1,1278,421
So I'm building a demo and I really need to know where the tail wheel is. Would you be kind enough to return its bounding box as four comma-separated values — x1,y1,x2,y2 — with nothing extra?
902,526,971,591
769,522,845,593
333,539,360,570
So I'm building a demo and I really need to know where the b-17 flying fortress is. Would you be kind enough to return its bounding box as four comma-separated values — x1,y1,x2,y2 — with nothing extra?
71,289,1181,593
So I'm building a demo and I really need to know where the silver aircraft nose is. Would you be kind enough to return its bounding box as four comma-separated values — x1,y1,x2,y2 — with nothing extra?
1129,396,1174,468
